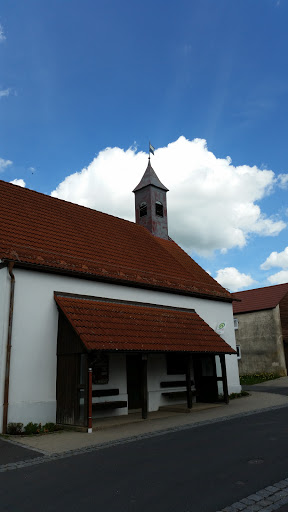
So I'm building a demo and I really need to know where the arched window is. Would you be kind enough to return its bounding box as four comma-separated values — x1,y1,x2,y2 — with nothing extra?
155,201,163,217
140,202,147,217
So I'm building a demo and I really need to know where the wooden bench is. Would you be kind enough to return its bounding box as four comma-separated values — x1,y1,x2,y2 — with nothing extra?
162,391,197,400
91,388,127,410
92,400,127,410
160,380,194,388
92,388,119,397
160,381,196,400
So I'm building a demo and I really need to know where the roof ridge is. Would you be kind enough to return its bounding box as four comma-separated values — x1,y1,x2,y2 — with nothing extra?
233,282,288,295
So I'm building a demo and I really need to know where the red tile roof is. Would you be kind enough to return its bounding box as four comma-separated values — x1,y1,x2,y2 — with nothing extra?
0,179,231,300
55,295,235,354
233,283,288,314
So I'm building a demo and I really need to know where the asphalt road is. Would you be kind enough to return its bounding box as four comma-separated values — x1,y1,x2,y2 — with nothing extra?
1,407,288,512
0,438,42,465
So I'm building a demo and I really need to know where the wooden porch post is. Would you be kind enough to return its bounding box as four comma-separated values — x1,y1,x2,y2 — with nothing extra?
88,367,93,433
141,354,148,419
220,354,229,404
186,353,193,410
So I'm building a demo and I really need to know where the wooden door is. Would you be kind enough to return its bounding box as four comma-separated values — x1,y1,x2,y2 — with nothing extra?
193,355,218,403
126,355,142,409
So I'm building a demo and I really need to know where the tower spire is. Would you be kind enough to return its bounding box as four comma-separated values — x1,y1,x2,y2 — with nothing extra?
133,160,169,239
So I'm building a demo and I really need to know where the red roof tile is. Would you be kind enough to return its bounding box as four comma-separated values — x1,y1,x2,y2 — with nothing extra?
233,283,288,314
0,179,231,300
55,295,235,354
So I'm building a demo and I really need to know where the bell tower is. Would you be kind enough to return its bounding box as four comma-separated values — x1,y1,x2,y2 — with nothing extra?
133,159,169,239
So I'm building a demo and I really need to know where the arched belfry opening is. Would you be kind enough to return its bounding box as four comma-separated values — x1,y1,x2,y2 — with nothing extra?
133,160,169,239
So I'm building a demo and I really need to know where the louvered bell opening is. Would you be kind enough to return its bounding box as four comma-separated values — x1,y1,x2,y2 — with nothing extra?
155,201,163,217
140,202,147,217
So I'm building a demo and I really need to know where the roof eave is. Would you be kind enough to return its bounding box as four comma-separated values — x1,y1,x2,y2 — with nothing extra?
233,306,275,315
4,259,233,303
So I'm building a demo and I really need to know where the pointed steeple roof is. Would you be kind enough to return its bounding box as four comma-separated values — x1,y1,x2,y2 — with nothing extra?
133,161,169,192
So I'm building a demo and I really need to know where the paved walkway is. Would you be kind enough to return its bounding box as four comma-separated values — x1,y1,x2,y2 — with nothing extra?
243,376,288,396
1,377,288,512
5,385,288,455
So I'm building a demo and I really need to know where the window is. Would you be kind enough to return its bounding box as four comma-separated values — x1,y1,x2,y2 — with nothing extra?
140,202,147,217
234,318,239,330
89,353,109,384
166,353,186,375
155,201,163,217
236,345,241,360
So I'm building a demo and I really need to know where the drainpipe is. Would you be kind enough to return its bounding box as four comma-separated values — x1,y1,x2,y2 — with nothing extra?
2,262,15,434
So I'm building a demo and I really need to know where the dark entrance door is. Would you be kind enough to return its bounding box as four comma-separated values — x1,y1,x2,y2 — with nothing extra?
283,340,288,372
193,355,218,403
126,355,142,409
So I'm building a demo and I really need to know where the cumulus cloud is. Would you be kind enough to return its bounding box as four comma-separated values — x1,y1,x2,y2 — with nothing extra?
51,137,285,256
261,247,288,285
261,247,288,270
215,267,256,292
10,179,26,187
0,24,5,42
0,88,11,98
0,158,12,173
268,270,288,285
278,174,288,189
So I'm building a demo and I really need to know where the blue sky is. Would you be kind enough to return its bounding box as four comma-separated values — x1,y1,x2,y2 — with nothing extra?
1,0,288,291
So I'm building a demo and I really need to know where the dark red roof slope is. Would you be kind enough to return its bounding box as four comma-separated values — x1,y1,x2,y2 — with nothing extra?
233,283,288,314
0,179,231,300
55,295,235,354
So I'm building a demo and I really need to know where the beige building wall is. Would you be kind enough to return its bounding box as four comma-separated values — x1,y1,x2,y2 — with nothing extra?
235,305,287,376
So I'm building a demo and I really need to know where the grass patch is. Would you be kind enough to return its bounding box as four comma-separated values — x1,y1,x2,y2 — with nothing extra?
229,390,250,400
7,422,63,436
218,390,250,401
240,373,281,386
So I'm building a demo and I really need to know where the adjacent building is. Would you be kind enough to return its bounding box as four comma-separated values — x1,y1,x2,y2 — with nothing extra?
233,283,288,376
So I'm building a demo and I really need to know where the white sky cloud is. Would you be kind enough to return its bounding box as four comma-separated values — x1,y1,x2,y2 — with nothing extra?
278,174,288,189
0,158,12,173
51,136,285,256
261,247,288,285
10,178,26,188
261,247,288,270
215,267,256,292
0,88,11,98
0,24,5,42
268,270,288,284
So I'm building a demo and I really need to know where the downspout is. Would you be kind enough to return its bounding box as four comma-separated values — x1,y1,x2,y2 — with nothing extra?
2,262,15,434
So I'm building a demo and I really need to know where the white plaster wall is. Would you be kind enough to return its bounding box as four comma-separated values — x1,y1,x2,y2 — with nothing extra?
91,354,128,418
147,354,196,411
0,267,10,429
3,268,240,429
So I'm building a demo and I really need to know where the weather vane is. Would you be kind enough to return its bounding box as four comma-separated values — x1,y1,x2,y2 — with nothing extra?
148,141,155,162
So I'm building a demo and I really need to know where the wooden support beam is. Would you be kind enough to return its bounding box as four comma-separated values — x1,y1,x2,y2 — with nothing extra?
88,368,93,433
220,354,229,404
186,353,193,410
141,354,148,419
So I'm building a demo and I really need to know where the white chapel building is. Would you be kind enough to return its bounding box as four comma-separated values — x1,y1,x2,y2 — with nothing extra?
0,160,240,432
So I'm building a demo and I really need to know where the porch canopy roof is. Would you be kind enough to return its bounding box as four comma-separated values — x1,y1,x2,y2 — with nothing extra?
55,294,235,355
